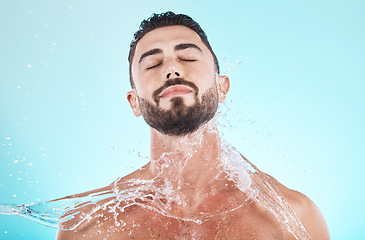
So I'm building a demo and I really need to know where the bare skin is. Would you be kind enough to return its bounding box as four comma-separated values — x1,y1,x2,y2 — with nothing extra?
56,124,329,239
56,26,329,239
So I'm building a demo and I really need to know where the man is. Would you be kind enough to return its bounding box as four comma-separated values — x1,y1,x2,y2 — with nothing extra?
56,12,329,239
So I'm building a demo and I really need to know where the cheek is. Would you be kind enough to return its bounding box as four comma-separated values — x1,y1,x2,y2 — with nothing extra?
192,63,216,94
132,72,155,99
136,80,165,103
135,85,155,100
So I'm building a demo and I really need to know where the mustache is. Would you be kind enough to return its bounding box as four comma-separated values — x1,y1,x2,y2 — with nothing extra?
152,78,199,103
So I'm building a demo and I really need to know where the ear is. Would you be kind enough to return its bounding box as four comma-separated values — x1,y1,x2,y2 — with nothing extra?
216,75,230,102
127,89,142,117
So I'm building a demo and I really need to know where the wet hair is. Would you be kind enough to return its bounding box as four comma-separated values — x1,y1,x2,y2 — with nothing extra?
128,11,219,88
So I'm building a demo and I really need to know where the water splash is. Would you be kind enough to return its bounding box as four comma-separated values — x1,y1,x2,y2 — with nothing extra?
0,141,311,239
0,188,116,230
250,172,311,240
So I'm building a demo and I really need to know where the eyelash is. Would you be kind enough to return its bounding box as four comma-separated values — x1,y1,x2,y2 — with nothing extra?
146,63,162,70
146,59,196,70
181,59,196,62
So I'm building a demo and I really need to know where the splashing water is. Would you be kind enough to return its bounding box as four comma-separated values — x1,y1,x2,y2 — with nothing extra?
0,139,311,239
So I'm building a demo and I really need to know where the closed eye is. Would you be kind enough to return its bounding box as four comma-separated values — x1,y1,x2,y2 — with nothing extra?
181,59,196,62
146,62,162,70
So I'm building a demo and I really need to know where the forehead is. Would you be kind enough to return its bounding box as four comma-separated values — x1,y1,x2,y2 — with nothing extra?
133,26,206,60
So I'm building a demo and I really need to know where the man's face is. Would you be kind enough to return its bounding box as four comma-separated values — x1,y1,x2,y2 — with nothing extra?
129,26,222,136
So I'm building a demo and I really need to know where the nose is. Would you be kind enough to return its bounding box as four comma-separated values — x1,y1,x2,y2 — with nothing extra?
166,71,180,79
165,59,182,79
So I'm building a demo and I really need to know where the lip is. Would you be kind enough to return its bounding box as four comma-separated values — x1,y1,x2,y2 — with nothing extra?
159,85,194,98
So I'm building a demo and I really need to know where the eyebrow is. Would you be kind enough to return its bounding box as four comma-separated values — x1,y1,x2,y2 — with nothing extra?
174,43,202,52
139,48,162,63
138,43,202,64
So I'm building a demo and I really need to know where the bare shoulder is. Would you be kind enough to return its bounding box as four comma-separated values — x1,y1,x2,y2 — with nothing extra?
55,192,133,240
55,200,150,239
55,165,151,240
56,228,79,240
272,177,330,240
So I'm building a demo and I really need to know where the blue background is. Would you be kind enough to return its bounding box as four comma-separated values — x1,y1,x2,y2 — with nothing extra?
1,0,364,239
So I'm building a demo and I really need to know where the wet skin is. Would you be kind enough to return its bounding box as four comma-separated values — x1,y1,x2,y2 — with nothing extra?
56,26,329,239
55,158,328,240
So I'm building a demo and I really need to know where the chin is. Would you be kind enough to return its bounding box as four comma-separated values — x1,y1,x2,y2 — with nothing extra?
160,96,195,110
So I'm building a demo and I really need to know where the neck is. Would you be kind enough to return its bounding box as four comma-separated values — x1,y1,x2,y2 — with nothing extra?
148,120,225,193
145,119,248,219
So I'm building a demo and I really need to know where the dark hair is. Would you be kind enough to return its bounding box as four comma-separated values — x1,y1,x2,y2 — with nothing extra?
128,11,219,88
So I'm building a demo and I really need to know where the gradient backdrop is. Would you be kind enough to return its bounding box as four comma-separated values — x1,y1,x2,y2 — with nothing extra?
0,0,364,239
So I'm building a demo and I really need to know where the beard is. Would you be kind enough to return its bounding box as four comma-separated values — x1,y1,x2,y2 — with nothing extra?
138,78,219,136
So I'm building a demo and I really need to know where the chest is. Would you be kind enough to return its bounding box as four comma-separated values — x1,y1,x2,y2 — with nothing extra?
98,207,287,240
